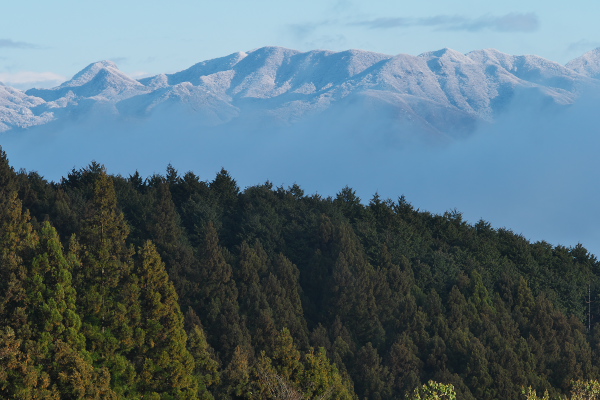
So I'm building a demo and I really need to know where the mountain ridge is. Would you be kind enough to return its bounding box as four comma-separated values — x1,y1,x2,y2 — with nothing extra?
1,46,599,135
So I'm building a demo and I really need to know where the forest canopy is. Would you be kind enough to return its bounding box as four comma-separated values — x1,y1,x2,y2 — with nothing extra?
1,147,599,400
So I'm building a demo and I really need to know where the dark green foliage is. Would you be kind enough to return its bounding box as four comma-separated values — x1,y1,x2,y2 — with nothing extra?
134,240,199,399
2,148,600,399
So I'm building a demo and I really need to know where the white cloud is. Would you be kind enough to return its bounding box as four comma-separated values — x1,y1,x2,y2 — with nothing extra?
0,71,66,89
128,71,152,79
0,38,39,49
350,12,539,33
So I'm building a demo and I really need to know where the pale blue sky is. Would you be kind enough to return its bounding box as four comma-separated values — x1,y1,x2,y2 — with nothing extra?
2,0,600,89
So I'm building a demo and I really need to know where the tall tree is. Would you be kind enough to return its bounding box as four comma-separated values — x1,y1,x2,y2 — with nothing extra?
134,240,199,399
75,171,141,395
194,222,249,361
28,222,115,399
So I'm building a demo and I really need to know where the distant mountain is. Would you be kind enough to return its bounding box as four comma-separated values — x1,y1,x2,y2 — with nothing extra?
27,60,149,102
566,48,600,79
0,46,599,136
0,83,53,132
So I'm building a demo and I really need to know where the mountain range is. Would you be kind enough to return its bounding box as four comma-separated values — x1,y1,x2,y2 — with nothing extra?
2,46,600,138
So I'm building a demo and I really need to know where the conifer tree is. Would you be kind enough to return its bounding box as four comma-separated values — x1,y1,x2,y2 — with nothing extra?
28,222,115,399
75,171,141,395
185,308,220,400
387,333,423,397
209,168,240,246
221,345,252,398
0,158,55,398
301,347,357,400
264,254,309,348
329,223,385,347
0,191,37,327
146,180,196,305
0,146,17,195
0,148,36,325
352,342,392,400
236,240,273,349
134,240,199,399
0,326,60,400
195,222,249,360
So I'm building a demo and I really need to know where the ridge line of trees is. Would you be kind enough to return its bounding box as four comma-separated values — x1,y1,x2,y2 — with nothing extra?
1,147,600,399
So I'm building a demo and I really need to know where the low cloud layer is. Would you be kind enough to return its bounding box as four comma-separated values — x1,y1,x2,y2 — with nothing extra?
1,83,599,257
0,71,66,90
351,12,539,33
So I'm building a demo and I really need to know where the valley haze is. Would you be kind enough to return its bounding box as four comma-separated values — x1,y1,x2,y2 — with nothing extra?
1,46,600,256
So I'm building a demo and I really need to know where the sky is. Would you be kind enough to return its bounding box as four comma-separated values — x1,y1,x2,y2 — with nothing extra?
2,0,600,90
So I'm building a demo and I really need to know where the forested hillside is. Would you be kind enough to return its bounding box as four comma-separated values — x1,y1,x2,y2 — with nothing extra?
1,147,600,399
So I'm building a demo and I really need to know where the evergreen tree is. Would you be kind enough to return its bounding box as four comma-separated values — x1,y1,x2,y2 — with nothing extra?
145,180,197,305
185,308,220,400
194,222,249,361
0,326,60,400
0,191,37,328
28,222,115,399
134,240,199,399
75,171,141,395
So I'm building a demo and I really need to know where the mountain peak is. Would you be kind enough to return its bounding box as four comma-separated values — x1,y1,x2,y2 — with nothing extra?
26,59,147,102
247,45,299,55
241,46,301,65
63,60,122,88
566,48,600,78
419,48,465,59
467,48,509,58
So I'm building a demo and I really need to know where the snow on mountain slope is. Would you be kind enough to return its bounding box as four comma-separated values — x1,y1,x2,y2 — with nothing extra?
1,46,598,137
0,84,53,132
566,48,600,79
117,82,239,125
227,47,302,98
156,51,249,87
469,49,585,96
132,47,396,125
27,60,149,102
226,47,391,99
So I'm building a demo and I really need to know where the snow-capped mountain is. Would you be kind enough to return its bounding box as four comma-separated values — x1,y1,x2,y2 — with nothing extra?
28,60,149,102
566,48,600,79
0,83,53,132
1,46,599,135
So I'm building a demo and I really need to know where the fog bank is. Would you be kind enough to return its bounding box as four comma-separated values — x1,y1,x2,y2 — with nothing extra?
2,89,600,256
